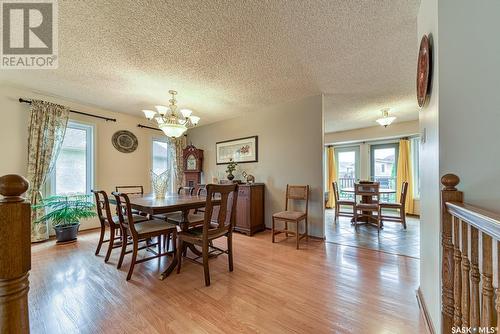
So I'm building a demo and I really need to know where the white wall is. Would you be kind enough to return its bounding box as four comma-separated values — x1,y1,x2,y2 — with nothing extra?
438,0,500,210
0,85,161,232
418,0,441,330
187,95,325,238
418,1,500,332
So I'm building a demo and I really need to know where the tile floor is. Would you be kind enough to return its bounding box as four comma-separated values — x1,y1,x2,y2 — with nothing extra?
324,208,420,258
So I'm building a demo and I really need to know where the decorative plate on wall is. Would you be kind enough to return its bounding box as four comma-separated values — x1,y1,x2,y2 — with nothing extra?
416,34,431,107
112,130,138,153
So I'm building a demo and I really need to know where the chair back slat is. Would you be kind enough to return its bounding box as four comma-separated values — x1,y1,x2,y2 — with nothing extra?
178,186,194,196
111,192,138,236
354,182,380,202
332,181,340,202
197,184,207,196
202,184,238,237
115,185,144,195
91,190,113,224
285,184,309,214
399,181,409,205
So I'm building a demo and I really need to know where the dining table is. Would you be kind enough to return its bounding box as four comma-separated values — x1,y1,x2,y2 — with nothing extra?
110,193,218,280
340,187,396,227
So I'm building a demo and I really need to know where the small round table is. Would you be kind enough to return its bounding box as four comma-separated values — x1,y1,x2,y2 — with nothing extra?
340,187,396,227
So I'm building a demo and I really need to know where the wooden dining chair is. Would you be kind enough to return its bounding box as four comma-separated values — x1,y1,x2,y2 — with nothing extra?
112,192,177,280
115,185,146,215
379,182,409,229
92,190,148,262
272,185,309,249
353,182,381,232
176,184,239,286
332,181,354,222
164,186,204,226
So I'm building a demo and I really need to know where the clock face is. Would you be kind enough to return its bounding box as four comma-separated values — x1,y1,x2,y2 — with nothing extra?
186,155,197,170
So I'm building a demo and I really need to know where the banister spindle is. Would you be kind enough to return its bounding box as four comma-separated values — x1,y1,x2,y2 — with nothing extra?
453,216,462,327
0,174,31,334
441,174,463,334
461,221,470,327
481,233,494,327
470,226,481,330
496,240,500,330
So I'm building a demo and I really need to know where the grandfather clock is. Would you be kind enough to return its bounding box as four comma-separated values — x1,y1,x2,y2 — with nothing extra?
183,144,203,190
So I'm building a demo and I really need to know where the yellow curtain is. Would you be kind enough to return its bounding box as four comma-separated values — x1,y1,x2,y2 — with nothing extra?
396,139,414,214
326,147,337,208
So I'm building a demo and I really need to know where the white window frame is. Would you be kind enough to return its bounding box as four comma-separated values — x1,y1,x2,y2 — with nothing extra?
45,121,95,196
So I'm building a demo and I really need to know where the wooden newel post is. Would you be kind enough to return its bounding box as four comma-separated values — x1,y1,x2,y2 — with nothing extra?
0,174,31,334
441,174,463,334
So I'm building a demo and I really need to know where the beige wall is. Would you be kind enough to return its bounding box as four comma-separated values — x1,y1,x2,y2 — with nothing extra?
0,85,161,232
324,120,419,145
187,95,325,237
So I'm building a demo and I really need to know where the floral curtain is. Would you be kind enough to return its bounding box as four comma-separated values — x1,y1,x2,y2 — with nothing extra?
27,100,69,242
168,136,186,190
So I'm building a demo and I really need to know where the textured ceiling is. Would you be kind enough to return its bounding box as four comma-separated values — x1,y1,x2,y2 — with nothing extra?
0,0,420,133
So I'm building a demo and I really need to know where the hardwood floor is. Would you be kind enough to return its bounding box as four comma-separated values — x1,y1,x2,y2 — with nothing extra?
325,209,420,258
29,230,425,333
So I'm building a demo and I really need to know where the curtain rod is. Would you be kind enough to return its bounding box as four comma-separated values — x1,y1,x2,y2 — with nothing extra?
137,124,162,132
19,98,117,122
326,134,419,147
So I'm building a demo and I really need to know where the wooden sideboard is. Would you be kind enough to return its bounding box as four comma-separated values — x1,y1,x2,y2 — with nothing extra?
233,183,265,236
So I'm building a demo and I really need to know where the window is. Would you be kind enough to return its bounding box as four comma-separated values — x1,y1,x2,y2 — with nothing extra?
152,138,175,193
411,137,421,199
370,143,398,202
49,122,94,195
152,138,169,174
335,146,360,190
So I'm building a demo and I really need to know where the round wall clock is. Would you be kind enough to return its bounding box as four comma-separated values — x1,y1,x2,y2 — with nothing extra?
417,34,431,107
112,130,138,153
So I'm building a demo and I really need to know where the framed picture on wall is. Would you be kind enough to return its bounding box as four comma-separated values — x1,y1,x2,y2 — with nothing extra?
216,136,258,164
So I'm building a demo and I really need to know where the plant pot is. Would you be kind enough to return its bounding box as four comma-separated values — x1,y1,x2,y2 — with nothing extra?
54,223,80,244
227,173,234,181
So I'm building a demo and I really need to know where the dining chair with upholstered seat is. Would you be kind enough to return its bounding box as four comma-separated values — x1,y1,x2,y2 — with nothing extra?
176,184,239,286
112,192,178,280
379,181,409,229
332,181,355,222
115,185,146,215
272,184,309,249
353,182,381,232
163,186,204,227
92,190,148,262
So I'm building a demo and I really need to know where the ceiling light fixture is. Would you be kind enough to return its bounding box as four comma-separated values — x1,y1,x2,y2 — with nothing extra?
142,90,200,138
376,108,396,127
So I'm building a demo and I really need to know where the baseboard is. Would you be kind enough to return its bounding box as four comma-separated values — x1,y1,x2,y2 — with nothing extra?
416,287,435,334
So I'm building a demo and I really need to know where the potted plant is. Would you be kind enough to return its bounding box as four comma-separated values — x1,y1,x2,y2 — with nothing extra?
226,159,238,181
33,195,96,244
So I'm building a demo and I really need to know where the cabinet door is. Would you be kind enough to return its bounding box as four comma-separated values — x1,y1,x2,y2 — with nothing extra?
236,187,250,228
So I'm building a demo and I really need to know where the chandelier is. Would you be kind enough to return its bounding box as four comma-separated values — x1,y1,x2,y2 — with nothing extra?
376,108,396,127
142,90,200,138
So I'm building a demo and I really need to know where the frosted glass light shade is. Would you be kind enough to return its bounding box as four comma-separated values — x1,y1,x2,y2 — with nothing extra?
376,116,396,127
180,109,192,118
155,105,169,115
189,115,200,125
159,123,187,138
142,109,156,120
